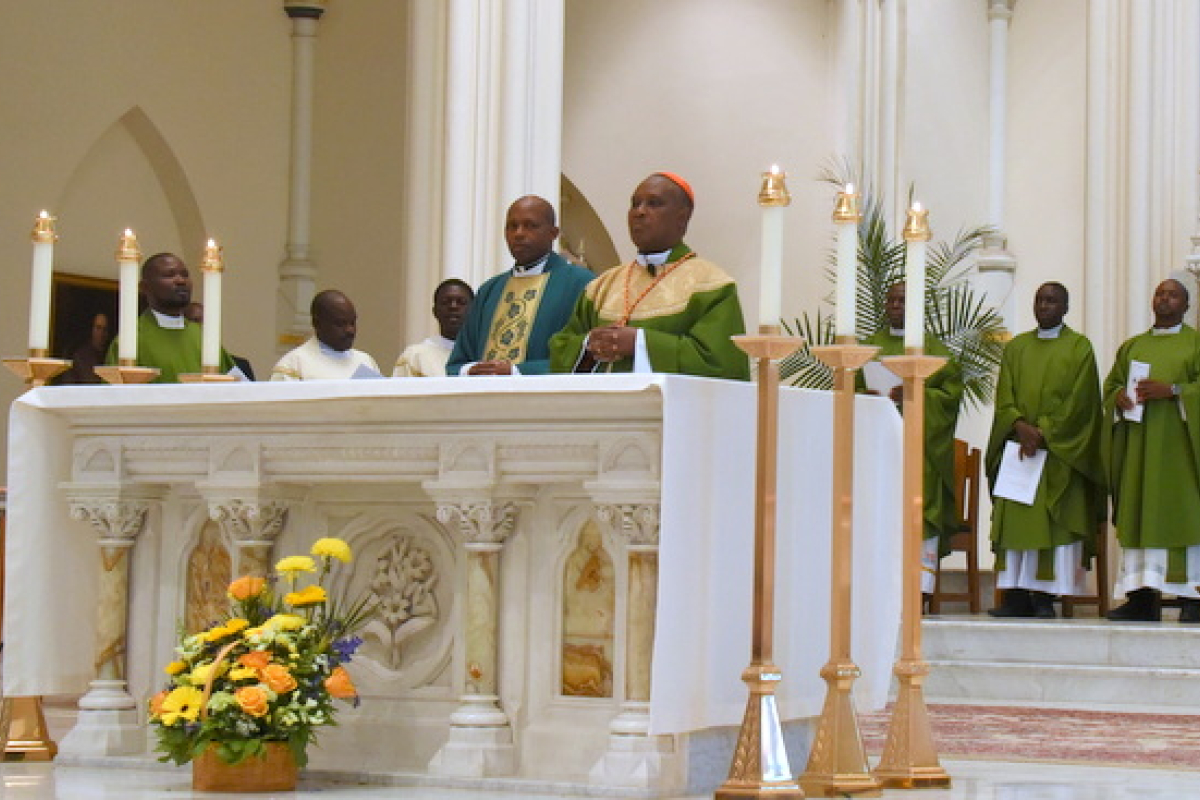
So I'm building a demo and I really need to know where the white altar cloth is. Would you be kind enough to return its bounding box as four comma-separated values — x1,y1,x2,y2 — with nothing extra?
3,375,901,737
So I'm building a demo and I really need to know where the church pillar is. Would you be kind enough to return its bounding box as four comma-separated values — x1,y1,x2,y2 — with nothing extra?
277,1,326,354
203,493,295,578
58,487,160,757
587,499,676,788
426,496,519,777
976,0,1018,331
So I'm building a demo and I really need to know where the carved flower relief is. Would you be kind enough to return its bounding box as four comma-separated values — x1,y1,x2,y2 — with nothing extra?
361,536,439,670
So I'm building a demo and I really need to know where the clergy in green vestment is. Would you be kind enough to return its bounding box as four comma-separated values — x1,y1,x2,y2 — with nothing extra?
1104,276,1200,623
106,252,234,383
448,195,595,376
858,282,964,593
986,283,1105,619
548,172,750,379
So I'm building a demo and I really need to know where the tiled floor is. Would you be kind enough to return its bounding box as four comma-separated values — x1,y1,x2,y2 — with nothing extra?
4,760,1200,799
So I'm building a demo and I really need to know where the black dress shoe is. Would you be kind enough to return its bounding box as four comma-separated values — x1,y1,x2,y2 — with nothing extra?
1106,588,1162,622
988,588,1034,618
1180,599,1200,623
1031,591,1057,619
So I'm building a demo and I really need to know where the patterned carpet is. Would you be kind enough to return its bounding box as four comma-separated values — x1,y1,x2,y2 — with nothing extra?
859,704,1200,769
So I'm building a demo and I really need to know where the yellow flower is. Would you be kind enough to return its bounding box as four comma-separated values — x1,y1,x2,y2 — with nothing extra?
229,666,259,682
285,584,327,607
275,555,316,576
224,618,250,634
265,613,306,632
227,575,266,601
160,686,204,726
203,618,248,643
190,661,226,686
164,660,187,676
311,537,352,563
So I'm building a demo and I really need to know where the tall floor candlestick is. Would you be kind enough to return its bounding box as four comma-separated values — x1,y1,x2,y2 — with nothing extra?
715,324,803,800
758,166,790,328
873,352,950,790
800,338,881,798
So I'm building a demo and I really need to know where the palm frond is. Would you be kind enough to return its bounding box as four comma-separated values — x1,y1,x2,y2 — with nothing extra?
780,311,835,389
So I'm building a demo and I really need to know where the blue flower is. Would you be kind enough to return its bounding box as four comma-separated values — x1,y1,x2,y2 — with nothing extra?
332,636,363,663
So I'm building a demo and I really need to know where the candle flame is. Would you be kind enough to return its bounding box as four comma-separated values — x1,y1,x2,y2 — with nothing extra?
39,210,49,219
125,228,133,236
846,183,855,195
912,201,923,212
769,164,781,175
207,238,216,248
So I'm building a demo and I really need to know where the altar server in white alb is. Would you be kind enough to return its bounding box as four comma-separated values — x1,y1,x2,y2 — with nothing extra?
271,290,381,381
393,278,474,377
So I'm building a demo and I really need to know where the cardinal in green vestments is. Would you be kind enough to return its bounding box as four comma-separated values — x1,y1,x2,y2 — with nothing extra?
1104,276,1200,623
106,252,233,383
548,172,749,379
986,283,1105,619
448,196,595,376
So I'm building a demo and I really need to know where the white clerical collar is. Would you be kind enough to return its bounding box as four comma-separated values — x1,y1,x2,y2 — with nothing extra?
512,254,550,277
433,334,455,349
151,309,186,330
1152,323,1183,335
889,326,904,337
635,250,672,268
317,339,352,358
1037,324,1063,339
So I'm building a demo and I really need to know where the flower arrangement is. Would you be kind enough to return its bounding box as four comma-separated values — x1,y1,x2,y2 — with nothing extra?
149,537,375,768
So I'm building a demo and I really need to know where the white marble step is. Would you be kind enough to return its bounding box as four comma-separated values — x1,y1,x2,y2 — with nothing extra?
922,616,1200,712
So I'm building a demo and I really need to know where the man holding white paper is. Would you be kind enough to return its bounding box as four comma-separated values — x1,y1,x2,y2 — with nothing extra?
1104,276,1200,622
987,283,1105,618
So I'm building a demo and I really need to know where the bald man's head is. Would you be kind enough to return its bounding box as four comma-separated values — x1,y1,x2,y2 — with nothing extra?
504,195,559,267
311,290,358,352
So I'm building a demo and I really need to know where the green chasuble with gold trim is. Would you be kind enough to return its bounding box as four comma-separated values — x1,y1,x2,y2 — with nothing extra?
547,244,750,380
858,330,963,551
986,327,1105,578
1103,325,1200,581
106,310,233,384
447,252,595,376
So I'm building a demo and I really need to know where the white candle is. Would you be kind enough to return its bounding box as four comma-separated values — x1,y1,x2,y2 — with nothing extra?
28,211,56,353
834,184,859,338
200,239,224,370
116,230,141,363
757,165,789,329
903,202,930,351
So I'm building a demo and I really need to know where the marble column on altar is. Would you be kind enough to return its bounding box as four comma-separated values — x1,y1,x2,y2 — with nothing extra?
277,0,326,353
587,498,676,788
204,494,294,578
58,487,160,757
426,496,519,777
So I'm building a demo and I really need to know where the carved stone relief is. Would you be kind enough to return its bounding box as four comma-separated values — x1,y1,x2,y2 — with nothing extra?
561,521,615,698
366,535,439,670
185,521,232,632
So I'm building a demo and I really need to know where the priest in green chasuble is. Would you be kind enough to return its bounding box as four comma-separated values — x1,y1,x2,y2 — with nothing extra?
1105,276,1200,622
548,172,750,379
986,283,1105,619
447,195,594,376
858,282,964,594
106,252,233,383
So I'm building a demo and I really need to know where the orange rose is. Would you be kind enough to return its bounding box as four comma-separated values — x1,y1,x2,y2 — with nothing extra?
228,575,266,601
325,666,357,699
148,690,168,718
238,651,271,671
260,664,297,695
235,685,270,717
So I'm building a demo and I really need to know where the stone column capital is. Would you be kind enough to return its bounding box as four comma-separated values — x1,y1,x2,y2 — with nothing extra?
435,499,519,547
594,502,660,547
64,486,161,547
208,498,292,546
284,0,326,21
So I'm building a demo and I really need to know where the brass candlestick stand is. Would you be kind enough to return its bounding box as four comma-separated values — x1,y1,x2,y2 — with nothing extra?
872,350,950,789
715,325,804,800
179,367,237,384
799,338,880,797
3,354,70,390
95,362,160,385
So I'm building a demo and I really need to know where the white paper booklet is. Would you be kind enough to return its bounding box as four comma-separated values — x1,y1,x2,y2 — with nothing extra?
993,441,1047,506
863,360,902,397
1124,360,1151,423
351,363,384,379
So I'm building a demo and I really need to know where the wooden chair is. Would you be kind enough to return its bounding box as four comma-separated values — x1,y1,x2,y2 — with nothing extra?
930,439,982,613
1060,521,1112,617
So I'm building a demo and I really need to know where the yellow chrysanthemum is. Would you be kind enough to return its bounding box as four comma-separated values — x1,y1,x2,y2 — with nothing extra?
224,618,250,634
285,584,328,607
159,686,205,726
311,537,352,563
265,613,306,632
229,665,259,682
275,555,316,576
164,660,187,676
189,661,226,686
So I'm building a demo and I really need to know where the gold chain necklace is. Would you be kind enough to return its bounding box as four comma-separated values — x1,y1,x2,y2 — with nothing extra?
619,252,695,326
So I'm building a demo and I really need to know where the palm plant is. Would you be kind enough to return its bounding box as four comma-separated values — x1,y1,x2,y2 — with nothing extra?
780,172,1005,409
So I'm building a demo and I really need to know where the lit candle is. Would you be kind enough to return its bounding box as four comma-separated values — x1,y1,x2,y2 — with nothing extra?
757,165,790,329
116,229,142,363
28,211,56,354
902,202,931,351
832,184,861,338
200,239,224,370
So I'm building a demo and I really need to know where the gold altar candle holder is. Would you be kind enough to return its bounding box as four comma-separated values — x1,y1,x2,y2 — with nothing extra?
179,367,237,384
799,337,881,798
2,353,71,390
872,351,950,790
715,324,804,800
95,361,160,385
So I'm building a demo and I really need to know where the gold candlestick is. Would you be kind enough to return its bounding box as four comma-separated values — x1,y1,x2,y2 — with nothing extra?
872,351,950,789
94,363,160,384
715,324,804,800
799,337,881,798
3,354,71,391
